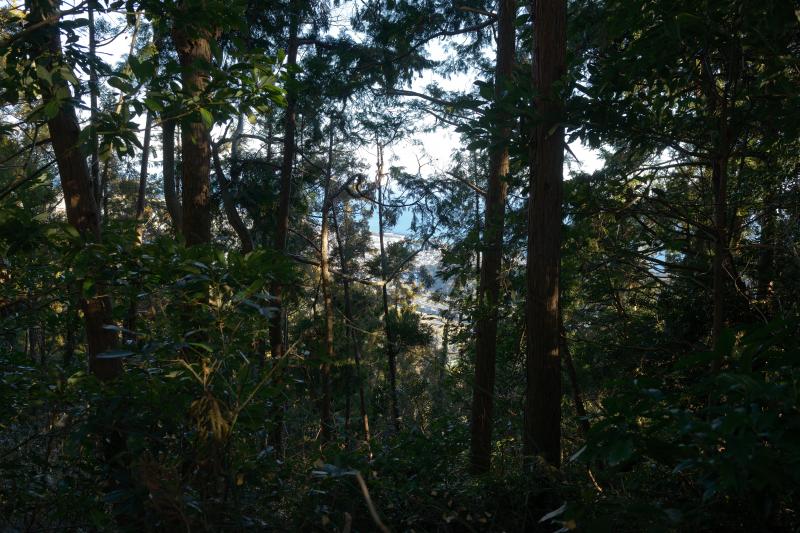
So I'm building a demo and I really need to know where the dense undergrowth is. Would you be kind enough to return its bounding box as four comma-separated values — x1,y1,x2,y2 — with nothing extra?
1,230,797,532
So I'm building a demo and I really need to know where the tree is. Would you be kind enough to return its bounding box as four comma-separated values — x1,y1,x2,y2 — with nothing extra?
28,0,121,381
524,0,566,467
172,2,217,246
469,0,516,474
266,0,300,456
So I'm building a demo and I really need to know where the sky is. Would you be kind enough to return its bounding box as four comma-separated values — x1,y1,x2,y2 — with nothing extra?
73,4,603,237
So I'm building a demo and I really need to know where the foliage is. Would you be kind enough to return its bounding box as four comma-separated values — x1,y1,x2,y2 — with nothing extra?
552,320,800,532
1,0,799,530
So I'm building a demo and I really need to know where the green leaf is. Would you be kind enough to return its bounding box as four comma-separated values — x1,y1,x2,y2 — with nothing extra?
476,80,493,101
128,56,154,81
107,76,133,93
35,64,52,85
43,99,60,120
144,97,164,113
63,225,81,239
189,342,214,353
607,438,634,465
96,350,134,359
199,108,214,129
59,66,79,86
82,278,95,295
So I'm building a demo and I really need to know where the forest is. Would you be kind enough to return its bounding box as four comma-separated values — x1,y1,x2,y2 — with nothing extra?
1,0,799,530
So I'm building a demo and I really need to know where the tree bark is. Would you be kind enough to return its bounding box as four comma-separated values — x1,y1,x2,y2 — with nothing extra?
332,203,371,443
162,118,182,234
700,46,739,372
211,126,254,253
135,111,153,223
30,0,121,381
172,10,214,247
126,111,153,340
523,0,566,467
757,191,776,311
560,322,589,438
88,3,100,215
436,321,449,412
376,144,401,432
711,149,729,371
318,120,336,443
267,1,299,456
469,0,516,474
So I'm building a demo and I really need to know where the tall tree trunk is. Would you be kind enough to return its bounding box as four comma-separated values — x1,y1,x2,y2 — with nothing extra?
757,191,776,313
88,3,100,215
332,203,371,443
469,0,516,474
700,46,739,372
376,144,401,432
436,320,449,412
471,151,481,289
267,1,299,456
126,111,153,340
318,120,336,443
523,0,566,467
711,149,729,371
172,11,214,247
134,112,153,224
30,0,121,381
162,118,182,234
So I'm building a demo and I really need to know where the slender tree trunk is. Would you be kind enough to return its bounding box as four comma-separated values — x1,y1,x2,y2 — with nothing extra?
332,204,371,443
267,1,299,456
88,3,100,215
471,151,481,287
711,149,729,371
524,0,566,467
757,191,776,312
318,120,337,443
30,0,121,381
700,47,739,372
63,303,77,366
266,121,273,163
560,322,589,438
436,321,449,412
162,118,182,234
134,112,153,224
125,111,153,341
172,15,214,247
212,119,254,253
469,0,516,474
376,144,401,432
